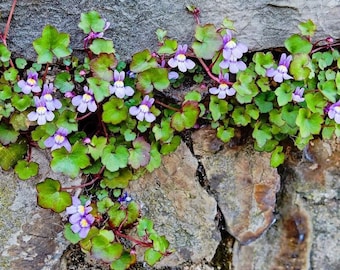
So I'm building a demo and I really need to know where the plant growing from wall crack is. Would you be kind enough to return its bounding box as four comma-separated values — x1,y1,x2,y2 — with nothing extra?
1,2,340,269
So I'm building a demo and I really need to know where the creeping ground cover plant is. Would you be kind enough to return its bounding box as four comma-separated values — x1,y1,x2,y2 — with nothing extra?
1,3,340,268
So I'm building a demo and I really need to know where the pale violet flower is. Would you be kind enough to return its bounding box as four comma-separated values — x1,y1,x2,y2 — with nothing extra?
84,21,110,48
17,70,41,94
292,87,305,103
72,86,97,113
266,53,293,83
41,83,62,111
222,30,248,60
129,95,156,122
66,196,94,239
168,44,195,72
44,127,71,152
109,70,134,98
209,73,236,99
327,100,340,124
219,55,247,74
27,96,54,125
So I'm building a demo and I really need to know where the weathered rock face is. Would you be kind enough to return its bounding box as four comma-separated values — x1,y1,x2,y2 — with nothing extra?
0,0,339,62
0,148,83,270
126,142,220,267
192,128,281,245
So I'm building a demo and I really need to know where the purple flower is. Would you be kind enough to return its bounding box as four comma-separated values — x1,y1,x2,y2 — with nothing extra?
84,21,110,48
129,95,156,122
66,196,94,239
222,30,248,60
27,96,54,125
109,70,134,98
118,192,132,205
41,83,62,111
44,127,71,152
17,70,41,94
327,100,340,124
266,53,293,83
209,73,236,99
292,87,305,103
219,56,247,74
72,86,97,113
168,44,195,72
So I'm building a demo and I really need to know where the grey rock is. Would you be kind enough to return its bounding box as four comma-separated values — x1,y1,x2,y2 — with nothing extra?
0,148,83,270
192,128,281,245
126,141,220,267
0,0,339,62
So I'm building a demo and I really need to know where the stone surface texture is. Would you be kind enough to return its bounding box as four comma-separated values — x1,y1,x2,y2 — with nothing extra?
126,142,220,267
192,128,281,245
0,148,83,270
0,1,339,61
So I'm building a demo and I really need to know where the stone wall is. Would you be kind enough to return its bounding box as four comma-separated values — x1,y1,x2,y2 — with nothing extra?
0,0,339,61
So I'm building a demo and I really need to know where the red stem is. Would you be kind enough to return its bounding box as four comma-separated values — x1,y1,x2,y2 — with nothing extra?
113,230,153,248
154,100,180,112
2,0,17,68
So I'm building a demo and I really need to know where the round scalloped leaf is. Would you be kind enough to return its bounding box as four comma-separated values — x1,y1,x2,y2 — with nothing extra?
90,53,116,81
152,118,174,142
78,11,105,34
111,251,136,270
130,49,158,73
128,137,151,169
101,168,133,189
298,19,316,37
102,97,128,124
253,52,274,76
89,39,115,55
4,67,19,82
150,233,169,253
54,72,75,93
88,135,107,161
270,146,285,167
304,92,327,114
217,126,234,143
160,135,181,155
284,34,312,54
33,25,72,64
144,248,162,266
171,101,200,132
0,84,12,101
157,39,178,54
36,178,72,213
136,68,170,93
209,95,228,121
11,93,32,112
0,123,19,145
87,77,111,102
102,144,129,172
14,160,39,180
64,223,82,244
51,142,91,178
10,112,30,131
15,58,27,69
0,44,11,62
296,108,323,138
56,110,78,133
192,24,223,60
0,142,27,170
137,218,155,237
275,83,293,106
252,122,272,148
254,92,275,113
91,231,123,263
290,54,312,81
146,142,162,172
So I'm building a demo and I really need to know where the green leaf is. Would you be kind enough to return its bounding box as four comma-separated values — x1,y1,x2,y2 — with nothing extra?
54,72,74,93
4,67,18,82
150,234,169,253
102,97,128,124
128,137,151,169
152,118,174,142
78,11,105,34
290,54,312,81
144,248,162,266
15,58,27,69
192,24,223,59
146,142,162,172
90,53,116,81
253,52,274,76
160,135,181,155
284,34,312,54
14,160,39,180
158,39,178,54
89,39,115,55
56,110,78,132
298,19,316,37
270,146,285,167
88,136,107,160
92,233,123,263
136,68,170,93
312,51,334,70
252,122,272,148
234,70,259,103
245,104,260,120
0,142,27,170
318,80,337,103
156,28,167,43
254,92,275,113
33,25,72,64
0,44,11,62
0,84,12,100
102,144,129,172
171,101,200,131
111,252,136,270
209,95,228,121
0,123,19,145
137,218,155,237
10,112,30,131
232,107,251,126
51,142,90,178
296,108,323,138
222,17,236,31
216,126,234,143
275,82,293,106
11,93,32,112
281,103,299,127
87,77,110,102
36,178,71,213
130,49,158,73
101,168,133,189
